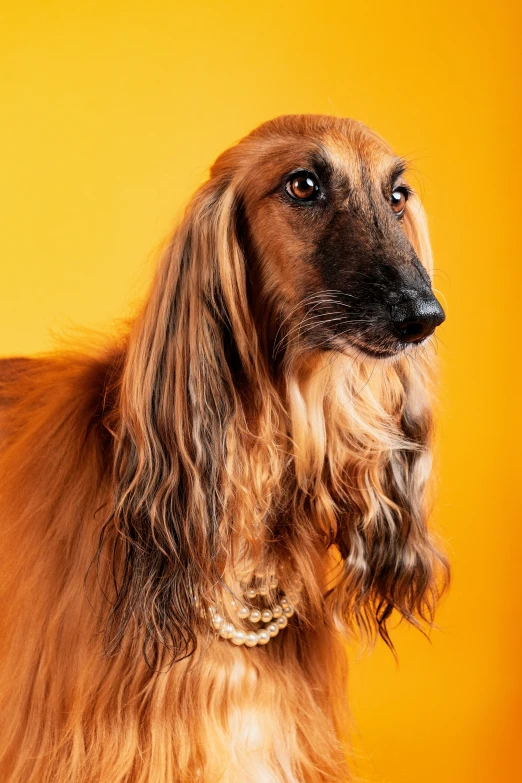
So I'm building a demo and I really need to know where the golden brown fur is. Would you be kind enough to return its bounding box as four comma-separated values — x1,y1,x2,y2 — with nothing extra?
0,115,448,782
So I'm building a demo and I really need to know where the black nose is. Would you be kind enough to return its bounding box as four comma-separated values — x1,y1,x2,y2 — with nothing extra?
390,293,445,343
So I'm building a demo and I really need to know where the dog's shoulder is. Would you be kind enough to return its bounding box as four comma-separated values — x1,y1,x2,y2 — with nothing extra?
0,354,40,383
0,356,53,449
0,350,122,450
0,356,34,379
0,356,45,410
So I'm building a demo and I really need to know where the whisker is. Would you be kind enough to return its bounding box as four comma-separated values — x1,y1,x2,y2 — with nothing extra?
274,309,350,357
431,287,449,313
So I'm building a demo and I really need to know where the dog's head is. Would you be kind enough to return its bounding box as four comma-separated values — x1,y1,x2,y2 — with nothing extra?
211,114,444,360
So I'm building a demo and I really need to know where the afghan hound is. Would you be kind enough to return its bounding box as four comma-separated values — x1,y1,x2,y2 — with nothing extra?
0,114,448,783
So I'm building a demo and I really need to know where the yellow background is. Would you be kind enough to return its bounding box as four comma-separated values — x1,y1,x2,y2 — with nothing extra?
2,2,521,780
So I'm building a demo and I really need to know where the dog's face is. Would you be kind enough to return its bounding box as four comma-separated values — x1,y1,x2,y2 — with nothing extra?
225,117,445,359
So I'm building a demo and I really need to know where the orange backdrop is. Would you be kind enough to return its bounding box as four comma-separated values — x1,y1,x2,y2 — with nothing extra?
1,2,521,781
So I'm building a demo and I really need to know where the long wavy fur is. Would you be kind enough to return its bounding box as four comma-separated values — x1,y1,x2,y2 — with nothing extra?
0,115,448,782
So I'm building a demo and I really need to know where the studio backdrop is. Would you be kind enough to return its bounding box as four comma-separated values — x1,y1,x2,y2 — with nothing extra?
1,2,520,781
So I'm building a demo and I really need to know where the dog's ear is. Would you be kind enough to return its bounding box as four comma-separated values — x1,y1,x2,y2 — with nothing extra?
99,177,259,665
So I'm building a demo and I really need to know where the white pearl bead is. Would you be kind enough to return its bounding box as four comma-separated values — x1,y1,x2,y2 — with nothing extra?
244,631,258,647
256,629,270,645
261,609,272,623
231,628,246,645
246,588,257,599
219,622,234,639
258,584,268,596
249,609,262,623
280,596,289,607
266,622,279,638
211,613,224,631
282,604,294,618
276,615,288,629
238,605,250,620
230,599,237,607
272,605,283,619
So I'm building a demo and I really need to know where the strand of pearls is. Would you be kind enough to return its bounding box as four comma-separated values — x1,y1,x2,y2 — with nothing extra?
209,579,296,648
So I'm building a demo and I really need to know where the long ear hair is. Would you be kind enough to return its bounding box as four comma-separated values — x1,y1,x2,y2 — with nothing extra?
99,173,282,665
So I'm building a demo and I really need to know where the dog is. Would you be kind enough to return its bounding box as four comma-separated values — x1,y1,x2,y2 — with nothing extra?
0,114,448,782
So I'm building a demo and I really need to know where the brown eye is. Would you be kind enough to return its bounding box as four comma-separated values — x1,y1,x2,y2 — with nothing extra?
390,187,408,216
286,173,319,201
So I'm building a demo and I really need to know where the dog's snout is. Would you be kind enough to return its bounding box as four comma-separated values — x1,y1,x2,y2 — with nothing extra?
390,293,445,344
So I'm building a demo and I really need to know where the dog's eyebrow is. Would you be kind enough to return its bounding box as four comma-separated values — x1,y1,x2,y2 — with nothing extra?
308,147,334,185
263,147,333,198
387,157,408,189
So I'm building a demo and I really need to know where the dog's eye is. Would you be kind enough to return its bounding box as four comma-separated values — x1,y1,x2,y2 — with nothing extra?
390,187,409,217
286,172,320,202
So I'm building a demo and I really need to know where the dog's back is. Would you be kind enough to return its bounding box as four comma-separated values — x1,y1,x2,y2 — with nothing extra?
0,357,39,439
0,350,120,781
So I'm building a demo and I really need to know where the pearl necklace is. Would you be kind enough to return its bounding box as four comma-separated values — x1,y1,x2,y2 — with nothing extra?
209,577,297,648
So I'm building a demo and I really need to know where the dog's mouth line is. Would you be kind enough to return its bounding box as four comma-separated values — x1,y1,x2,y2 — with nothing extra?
340,334,431,359
353,344,402,359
